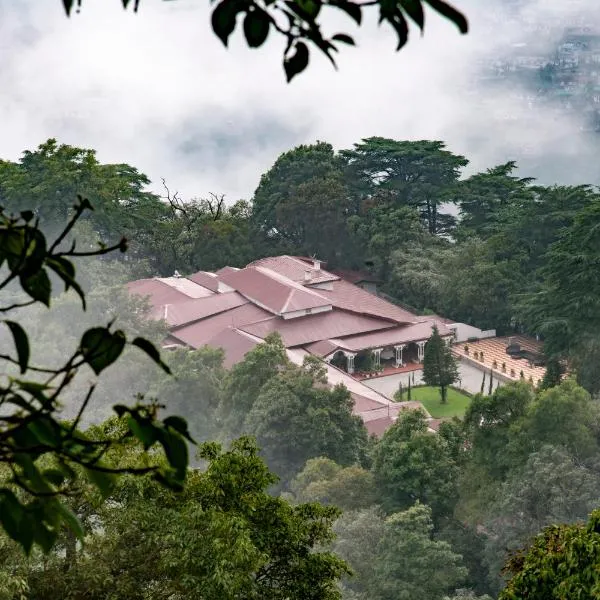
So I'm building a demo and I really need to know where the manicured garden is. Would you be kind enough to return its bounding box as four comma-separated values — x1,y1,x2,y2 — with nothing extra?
410,386,472,418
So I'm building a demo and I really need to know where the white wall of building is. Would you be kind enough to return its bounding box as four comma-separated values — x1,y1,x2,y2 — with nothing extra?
449,323,496,343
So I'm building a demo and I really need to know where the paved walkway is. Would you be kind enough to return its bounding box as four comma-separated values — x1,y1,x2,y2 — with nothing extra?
362,358,505,399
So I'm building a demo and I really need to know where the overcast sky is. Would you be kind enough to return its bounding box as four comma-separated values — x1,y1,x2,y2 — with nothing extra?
1,0,599,201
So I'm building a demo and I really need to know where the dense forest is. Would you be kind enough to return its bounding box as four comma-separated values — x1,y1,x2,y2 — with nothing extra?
1,138,600,598
2,138,598,391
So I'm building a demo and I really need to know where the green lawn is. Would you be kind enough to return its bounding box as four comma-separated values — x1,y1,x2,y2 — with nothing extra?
409,386,472,419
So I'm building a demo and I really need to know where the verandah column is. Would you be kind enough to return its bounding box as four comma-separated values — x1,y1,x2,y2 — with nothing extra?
344,352,356,374
417,341,426,362
394,344,406,368
372,348,383,369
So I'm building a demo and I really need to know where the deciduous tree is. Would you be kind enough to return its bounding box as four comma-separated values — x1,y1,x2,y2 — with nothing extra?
499,508,600,600
372,409,459,520
244,358,368,483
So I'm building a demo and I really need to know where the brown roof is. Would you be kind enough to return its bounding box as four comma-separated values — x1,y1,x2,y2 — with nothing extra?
304,339,340,357
157,292,248,328
330,319,453,352
364,415,396,437
169,303,271,348
127,279,196,309
218,266,331,315
317,279,417,324
206,327,260,368
187,270,221,292
248,255,339,284
215,266,239,277
156,276,215,298
351,393,388,413
239,309,394,347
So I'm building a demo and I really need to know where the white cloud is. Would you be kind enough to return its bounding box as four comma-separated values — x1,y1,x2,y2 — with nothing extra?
0,0,599,201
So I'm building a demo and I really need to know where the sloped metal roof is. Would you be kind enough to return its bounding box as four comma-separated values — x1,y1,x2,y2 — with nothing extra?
317,279,418,324
127,279,197,309
239,309,394,347
169,303,272,349
187,270,221,292
219,266,331,315
205,327,260,368
155,292,248,328
329,320,453,352
248,255,339,284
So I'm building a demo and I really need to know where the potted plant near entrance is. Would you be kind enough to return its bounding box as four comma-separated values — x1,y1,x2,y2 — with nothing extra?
464,344,469,355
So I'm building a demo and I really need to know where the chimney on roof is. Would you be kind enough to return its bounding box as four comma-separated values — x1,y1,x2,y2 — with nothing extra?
173,270,181,278
304,270,312,282
313,259,321,270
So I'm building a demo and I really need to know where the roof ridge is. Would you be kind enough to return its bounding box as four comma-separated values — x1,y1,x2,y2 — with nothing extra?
280,287,296,314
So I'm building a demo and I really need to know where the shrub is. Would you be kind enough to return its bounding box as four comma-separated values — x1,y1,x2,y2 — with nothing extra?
502,362,506,372
510,369,516,377
464,345,469,354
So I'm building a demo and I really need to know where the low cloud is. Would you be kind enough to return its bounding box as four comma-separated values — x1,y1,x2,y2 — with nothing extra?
0,0,599,201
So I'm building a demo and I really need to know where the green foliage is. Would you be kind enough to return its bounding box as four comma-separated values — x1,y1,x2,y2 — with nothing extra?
411,386,471,418
0,437,349,599
243,359,368,483
373,410,459,520
539,357,563,390
521,196,600,392
464,382,534,480
485,444,600,594
500,509,600,600
507,378,600,465
373,503,468,600
63,0,468,82
437,520,494,598
334,504,468,600
149,346,226,442
219,334,286,435
342,138,468,235
290,457,377,510
422,325,459,403
252,142,352,263
0,200,193,553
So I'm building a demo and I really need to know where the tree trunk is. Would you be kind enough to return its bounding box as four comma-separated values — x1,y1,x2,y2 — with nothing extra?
440,385,447,404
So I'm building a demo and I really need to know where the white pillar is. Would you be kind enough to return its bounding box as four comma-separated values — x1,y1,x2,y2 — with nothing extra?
417,341,426,363
394,344,406,368
345,352,356,374
372,348,383,369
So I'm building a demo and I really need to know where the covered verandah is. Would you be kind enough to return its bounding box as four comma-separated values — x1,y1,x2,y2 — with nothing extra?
322,321,453,378
328,341,426,376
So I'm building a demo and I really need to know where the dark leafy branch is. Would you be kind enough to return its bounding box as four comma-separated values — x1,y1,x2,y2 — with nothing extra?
61,0,468,81
0,199,193,554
